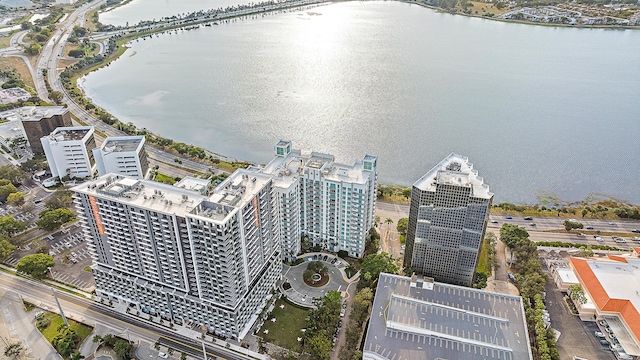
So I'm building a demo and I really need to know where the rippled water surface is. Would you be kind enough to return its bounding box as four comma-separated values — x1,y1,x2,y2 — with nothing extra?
83,1,640,203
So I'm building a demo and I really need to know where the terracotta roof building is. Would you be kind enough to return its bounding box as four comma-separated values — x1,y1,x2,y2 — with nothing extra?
569,249,640,357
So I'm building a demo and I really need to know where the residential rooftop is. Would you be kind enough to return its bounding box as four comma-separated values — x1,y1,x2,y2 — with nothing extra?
174,176,210,195
413,153,493,199
47,126,93,142
363,273,531,360
261,147,376,188
73,174,208,217
101,136,144,153
74,171,272,223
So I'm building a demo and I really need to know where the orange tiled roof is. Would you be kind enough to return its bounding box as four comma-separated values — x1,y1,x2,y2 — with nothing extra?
607,255,628,263
570,257,640,343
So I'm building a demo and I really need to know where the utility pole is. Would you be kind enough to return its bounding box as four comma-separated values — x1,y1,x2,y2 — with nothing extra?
51,288,68,327
201,340,207,360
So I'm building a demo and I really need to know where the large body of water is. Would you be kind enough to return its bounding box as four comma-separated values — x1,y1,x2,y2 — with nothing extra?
82,1,640,204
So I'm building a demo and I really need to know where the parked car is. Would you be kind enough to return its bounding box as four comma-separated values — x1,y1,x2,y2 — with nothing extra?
158,352,168,359
323,255,328,261
595,331,605,338
491,220,498,224
331,258,337,264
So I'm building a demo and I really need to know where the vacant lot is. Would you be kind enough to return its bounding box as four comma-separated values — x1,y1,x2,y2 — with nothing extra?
0,56,35,89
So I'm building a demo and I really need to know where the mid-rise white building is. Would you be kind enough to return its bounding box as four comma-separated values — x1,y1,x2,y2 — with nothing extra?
257,140,378,259
41,126,96,179
93,136,148,179
72,170,281,340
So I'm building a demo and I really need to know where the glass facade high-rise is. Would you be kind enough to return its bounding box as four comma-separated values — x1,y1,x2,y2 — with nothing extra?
403,154,493,287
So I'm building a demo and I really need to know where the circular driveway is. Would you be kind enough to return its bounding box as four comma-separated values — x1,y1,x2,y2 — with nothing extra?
282,254,350,307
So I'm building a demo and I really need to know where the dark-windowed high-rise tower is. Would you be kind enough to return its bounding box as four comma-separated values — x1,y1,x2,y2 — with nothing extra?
403,154,493,287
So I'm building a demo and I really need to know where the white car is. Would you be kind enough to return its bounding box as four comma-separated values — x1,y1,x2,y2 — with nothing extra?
158,352,168,359
594,331,605,338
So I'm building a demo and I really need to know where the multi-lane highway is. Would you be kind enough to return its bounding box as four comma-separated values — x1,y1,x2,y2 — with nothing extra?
0,271,251,360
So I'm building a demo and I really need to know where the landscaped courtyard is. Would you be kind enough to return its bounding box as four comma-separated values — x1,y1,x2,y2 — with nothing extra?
259,298,310,351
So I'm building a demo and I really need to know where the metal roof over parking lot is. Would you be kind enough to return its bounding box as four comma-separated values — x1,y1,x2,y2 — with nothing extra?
363,273,532,360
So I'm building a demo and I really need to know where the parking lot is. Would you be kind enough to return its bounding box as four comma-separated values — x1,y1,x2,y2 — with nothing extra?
545,279,616,360
2,180,96,292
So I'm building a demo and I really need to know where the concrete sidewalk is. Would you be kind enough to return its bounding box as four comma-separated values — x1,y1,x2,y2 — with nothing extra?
0,289,61,360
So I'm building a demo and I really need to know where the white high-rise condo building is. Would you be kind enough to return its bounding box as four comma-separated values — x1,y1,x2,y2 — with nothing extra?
403,153,493,287
93,136,149,179
257,140,378,259
41,126,96,179
72,170,281,340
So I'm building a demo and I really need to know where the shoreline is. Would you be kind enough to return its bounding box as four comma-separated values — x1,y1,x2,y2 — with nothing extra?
59,0,639,204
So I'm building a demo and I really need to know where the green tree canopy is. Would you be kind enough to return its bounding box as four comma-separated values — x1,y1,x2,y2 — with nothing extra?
307,261,328,276
396,217,408,235
499,223,529,248
358,252,399,290
563,220,584,232
0,166,21,181
45,189,74,210
307,334,332,360
7,192,24,206
0,215,27,238
37,208,76,231
16,253,54,279
0,239,16,260
0,180,18,202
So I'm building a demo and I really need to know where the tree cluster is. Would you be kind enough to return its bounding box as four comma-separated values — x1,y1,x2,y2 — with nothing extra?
363,227,380,257
52,323,80,358
16,253,54,279
499,224,559,360
303,261,328,283
338,288,373,360
563,220,583,232
37,208,76,232
303,291,342,360
536,241,623,251
93,334,133,359
357,252,398,291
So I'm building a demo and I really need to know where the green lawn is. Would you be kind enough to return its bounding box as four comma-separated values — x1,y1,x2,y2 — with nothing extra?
260,298,310,351
155,173,176,185
39,313,93,347
476,239,489,275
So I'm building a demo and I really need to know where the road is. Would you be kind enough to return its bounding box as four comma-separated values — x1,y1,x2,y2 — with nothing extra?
0,272,250,360
28,0,226,177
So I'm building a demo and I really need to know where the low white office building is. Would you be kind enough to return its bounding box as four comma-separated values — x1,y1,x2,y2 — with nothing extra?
93,136,148,179
41,126,96,179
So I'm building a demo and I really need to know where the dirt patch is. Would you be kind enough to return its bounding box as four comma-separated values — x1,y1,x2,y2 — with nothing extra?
0,56,35,89
0,36,12,49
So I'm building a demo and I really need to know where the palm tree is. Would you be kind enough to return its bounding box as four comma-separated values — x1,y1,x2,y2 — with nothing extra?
70,353,85,360
385,218,393,232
